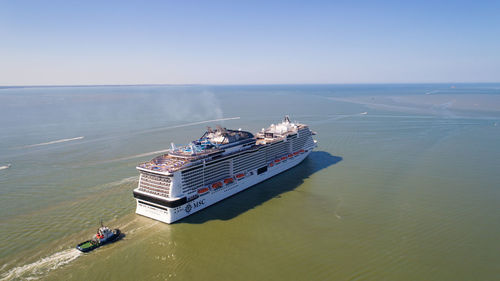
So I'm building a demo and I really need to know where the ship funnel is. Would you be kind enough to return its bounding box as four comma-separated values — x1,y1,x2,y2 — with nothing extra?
284,115,291,123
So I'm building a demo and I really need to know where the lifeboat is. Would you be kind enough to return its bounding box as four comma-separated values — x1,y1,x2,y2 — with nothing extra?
288,154,293,158
281,156,287,161
293,151,299,155
198,187,209,194
274,159,280,163
224,178,234,184
212,182,222,189
235,173,245,179
299,149,305,153
269,162,274,167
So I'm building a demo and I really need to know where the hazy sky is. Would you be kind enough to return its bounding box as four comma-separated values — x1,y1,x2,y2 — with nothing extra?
1,0,499,85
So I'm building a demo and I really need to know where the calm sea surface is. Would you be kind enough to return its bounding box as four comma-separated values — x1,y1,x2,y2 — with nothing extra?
1,84,499,280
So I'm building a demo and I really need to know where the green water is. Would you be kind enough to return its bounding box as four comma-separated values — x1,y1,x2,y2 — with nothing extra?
1,84,499,280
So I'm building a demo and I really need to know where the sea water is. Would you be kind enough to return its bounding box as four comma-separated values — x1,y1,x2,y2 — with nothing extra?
0,84,499,280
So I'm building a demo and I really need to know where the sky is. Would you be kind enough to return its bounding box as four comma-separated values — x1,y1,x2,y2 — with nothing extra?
1,0,499,85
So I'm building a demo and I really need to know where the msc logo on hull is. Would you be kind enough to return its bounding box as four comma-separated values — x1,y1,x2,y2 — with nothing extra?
193,199,205,208
185,199,205,213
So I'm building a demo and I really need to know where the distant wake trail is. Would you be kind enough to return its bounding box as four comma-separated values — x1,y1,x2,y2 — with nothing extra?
136,117,240,135
98,117,241,163
19,117,239,150
23,136,84,148
105,149,172,163
0,249,81,280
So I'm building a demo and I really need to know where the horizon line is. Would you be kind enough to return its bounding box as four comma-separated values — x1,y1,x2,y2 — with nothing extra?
2,81,500,89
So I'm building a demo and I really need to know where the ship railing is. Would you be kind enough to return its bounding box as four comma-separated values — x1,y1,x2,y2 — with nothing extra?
140,181,170,191
138,187,168,198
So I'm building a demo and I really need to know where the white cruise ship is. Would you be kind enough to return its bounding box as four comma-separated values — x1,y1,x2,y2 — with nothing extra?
133,116,317,223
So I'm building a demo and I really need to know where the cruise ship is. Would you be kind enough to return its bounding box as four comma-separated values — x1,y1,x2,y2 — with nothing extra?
133,116,317,223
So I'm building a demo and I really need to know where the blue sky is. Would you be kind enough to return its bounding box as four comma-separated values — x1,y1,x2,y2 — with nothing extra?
1,0,499,85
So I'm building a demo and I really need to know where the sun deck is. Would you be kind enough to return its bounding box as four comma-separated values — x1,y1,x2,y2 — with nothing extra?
138,153,202,173
137,119,307,174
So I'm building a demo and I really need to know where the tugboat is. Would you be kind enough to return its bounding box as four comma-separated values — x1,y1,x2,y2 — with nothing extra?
76,221,121,253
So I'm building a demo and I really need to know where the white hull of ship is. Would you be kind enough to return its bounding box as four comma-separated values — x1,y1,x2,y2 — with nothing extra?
135,149,312,223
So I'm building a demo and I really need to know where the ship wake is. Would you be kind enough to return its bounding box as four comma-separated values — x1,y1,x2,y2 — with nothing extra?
135,117,240,135
23,136,84,148
0,249,81,281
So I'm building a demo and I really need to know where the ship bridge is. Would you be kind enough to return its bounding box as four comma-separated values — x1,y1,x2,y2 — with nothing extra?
255,115,305,144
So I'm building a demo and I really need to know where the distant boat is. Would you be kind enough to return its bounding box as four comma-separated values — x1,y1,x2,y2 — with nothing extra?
0,164,11,171
360,112,368,115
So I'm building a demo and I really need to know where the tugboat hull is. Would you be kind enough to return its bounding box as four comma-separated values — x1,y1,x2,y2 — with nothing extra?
76,229,121,252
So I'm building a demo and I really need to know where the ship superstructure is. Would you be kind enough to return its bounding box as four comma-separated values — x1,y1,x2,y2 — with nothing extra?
133,116,317,223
